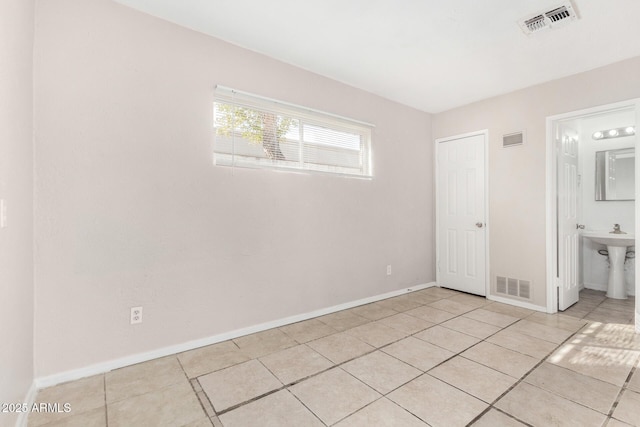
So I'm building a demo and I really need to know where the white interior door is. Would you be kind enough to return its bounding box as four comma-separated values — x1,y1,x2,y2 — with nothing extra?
437,133,486,296
557,124,580,310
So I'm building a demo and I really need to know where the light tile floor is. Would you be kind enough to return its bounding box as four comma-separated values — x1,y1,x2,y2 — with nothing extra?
563,288,636,325
27,287,639,427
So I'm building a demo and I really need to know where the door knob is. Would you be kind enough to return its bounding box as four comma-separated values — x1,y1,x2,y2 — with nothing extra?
576,224,585,229
475,222,484,228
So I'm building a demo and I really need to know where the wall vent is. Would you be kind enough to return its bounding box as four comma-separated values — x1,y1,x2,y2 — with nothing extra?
496,276,532,300
518,2,578,35
503,131,524,148
497,276,507,294
519,280,531,299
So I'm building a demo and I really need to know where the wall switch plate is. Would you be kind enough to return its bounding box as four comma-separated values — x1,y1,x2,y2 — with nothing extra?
386,265,392,275
0,199,6,228
130,306,143,324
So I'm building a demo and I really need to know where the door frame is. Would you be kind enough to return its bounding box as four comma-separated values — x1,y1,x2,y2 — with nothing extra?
435,129,490,296
545,98,640,325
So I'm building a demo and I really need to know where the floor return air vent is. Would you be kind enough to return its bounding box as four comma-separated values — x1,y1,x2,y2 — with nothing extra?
496,276,531,300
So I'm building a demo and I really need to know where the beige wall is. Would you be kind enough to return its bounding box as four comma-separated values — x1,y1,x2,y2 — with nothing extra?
33,0,433,377
32,0,640,383
0,0,35,425
433,56,640,308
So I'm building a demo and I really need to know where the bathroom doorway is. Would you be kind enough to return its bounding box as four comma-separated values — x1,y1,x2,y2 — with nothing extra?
546,99,640,332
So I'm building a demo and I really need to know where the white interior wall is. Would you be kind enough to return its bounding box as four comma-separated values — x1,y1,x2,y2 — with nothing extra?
0,1,35,426
25,0,640,389
579,110,636,295
33,0,433,379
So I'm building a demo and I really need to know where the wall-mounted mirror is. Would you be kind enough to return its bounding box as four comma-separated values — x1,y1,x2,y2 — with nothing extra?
595,147,635,201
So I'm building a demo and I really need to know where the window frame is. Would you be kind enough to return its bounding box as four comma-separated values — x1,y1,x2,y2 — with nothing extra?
213,86,374,179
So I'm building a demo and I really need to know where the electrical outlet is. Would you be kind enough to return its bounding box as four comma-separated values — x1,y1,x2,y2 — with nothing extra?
130,306,143,324
386,265,392,275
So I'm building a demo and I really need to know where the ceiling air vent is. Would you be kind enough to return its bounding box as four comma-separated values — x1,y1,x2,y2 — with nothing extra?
546,6,573,23
518,2,578,35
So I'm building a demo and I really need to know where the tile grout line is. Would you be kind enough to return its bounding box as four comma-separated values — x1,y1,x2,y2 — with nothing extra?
467,307,604,422
194,293,532,422
315,291,483,425
194,291,464,420
103,374,108,427
211,336,388,417
286,386,330,426
292,301,527,425
606,363,637,420
549,313,638,424
190,290,613,424
474,407,535,427
375,298,543,425
469,319,618,426
420,313,538,374
190,378,215,420
178,354,217,424
423,315,549,426
213,385,288,416
35,289,634,426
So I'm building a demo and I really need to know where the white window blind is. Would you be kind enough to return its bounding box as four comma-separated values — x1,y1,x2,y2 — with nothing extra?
213,86,373,178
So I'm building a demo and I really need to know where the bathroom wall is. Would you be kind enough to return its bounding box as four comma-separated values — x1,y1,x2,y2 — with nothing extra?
34,0,433,378
0,0,35,425
578,110,636,295
433,55,640,310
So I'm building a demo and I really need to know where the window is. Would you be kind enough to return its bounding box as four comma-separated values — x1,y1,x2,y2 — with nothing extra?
213,86,373,178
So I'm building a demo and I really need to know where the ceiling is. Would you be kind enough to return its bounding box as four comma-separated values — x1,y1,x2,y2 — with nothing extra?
113,0,640,113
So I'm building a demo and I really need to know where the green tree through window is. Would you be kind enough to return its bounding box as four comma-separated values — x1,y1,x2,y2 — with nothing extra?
214,103,295,161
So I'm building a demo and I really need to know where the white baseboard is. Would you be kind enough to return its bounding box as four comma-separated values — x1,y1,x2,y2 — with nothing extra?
583,282,636,296
486,294,547,312
583,282,607,292
14,381,37,427
35,282,436,389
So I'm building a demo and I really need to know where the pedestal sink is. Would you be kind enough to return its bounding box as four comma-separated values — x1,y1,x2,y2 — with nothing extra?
582,231,635,299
